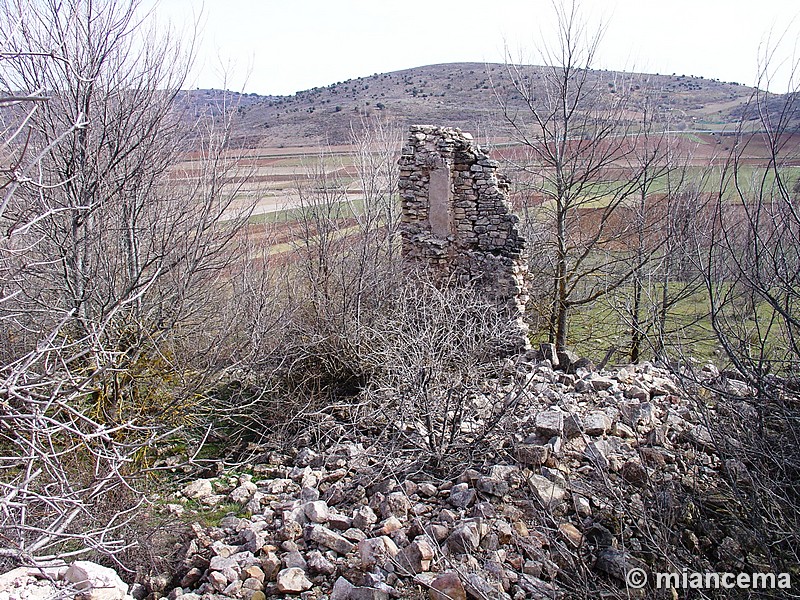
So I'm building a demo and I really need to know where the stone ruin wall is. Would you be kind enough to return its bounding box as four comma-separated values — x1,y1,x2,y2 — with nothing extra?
398,125,529,348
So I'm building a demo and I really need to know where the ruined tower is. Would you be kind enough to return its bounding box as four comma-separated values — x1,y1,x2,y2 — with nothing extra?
398,125,529,349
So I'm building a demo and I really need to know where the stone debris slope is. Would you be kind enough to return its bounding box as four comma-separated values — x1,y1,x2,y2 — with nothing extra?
1,350,750,600
140,352,744,600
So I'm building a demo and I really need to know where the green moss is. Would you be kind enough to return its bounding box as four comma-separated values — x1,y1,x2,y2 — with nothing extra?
197,502,251,527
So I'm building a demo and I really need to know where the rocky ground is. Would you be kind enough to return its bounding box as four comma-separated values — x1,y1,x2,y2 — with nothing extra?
146,348,752,600
3,347,758,600
0,562,130,600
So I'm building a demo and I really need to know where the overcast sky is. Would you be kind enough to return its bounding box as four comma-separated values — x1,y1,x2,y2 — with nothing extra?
146,0,800,96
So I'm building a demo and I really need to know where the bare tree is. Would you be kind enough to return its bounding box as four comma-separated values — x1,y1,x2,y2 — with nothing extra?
617,91,677,362
496,0,648,351
350,114,402,264
704,62,800,383
695,41,800,576
610,93,717,363
0,0,252,567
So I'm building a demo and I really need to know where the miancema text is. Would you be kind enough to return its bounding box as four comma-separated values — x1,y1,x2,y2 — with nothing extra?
655,571,791,590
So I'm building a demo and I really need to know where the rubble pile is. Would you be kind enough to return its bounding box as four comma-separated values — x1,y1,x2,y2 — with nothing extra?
147,349,747,600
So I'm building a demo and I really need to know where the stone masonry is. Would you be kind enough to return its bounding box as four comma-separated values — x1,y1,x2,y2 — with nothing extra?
398,125,529,346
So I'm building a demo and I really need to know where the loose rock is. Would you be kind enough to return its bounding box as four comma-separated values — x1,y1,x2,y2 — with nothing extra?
275,567,313,593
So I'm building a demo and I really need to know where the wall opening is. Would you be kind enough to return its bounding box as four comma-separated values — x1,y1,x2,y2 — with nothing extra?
428,162,452,238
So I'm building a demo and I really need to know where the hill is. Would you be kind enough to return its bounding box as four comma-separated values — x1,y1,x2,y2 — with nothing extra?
181,62,760,147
